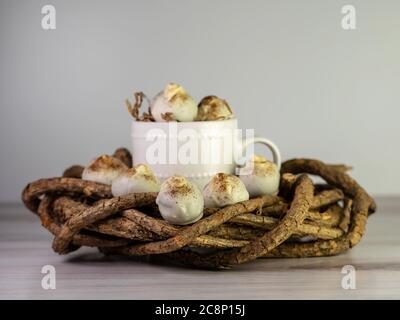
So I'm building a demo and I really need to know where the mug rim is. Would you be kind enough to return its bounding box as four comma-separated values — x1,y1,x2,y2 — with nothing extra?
131,118,238,127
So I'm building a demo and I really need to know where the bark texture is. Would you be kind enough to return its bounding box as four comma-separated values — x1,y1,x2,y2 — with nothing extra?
21,149,376,269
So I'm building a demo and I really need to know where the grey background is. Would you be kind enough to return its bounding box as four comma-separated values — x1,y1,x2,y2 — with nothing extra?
0,0,399,202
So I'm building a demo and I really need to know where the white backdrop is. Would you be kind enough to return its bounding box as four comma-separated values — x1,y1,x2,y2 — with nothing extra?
1,0,399,202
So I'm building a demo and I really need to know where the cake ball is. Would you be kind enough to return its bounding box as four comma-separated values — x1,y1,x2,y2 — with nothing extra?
238,155,280,197
150,83,198,122
196,95,234,121
82,155,128,185
156,175,204,225
203,173,249,208
111,164,160,196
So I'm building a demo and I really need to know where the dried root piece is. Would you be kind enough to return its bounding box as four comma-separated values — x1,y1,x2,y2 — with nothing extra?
161,112,174,122
327,164,353,173
260,159,375,258
261,201,288,217
339,198,352,232
22,177,112,213
263,198,367,258
142,108,154,122
53,197,160,241
306,204,343,227
281,158,376,213
208,225,264,240
126,92,143,120
122,209,177,238
126,92,154,121
279,173,296,198
52,192,158,254
231,214,277,229
296,222,344,240
262,189,344,218
38,196,130,253
229,209,343,240
101,209,247,249
311,189,344,209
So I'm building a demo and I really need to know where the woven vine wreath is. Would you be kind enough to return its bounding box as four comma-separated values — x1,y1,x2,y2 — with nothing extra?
22,148,376,269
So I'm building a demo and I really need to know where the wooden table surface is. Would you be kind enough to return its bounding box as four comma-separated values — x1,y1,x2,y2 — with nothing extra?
0,197,399,300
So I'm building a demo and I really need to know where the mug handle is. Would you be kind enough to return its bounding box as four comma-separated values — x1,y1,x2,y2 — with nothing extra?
241,136,281,170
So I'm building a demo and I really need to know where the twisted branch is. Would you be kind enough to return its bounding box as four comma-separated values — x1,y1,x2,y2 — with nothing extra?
20,149,375,269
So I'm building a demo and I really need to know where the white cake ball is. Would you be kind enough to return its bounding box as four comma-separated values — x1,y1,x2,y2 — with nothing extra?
196,95,234,121
111,164,160,196
203,173,249,208
238,155,280,197
82,155,128,185
156,175,204,225
150,83,198,122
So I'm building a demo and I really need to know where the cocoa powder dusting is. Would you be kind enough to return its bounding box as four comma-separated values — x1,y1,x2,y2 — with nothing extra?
89,155,126,171
165,176,193,197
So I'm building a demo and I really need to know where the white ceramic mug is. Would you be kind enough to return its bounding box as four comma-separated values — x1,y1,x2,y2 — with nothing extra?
131,118,281,189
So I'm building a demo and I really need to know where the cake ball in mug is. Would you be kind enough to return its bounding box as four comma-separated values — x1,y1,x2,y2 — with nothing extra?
150,83,198,122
